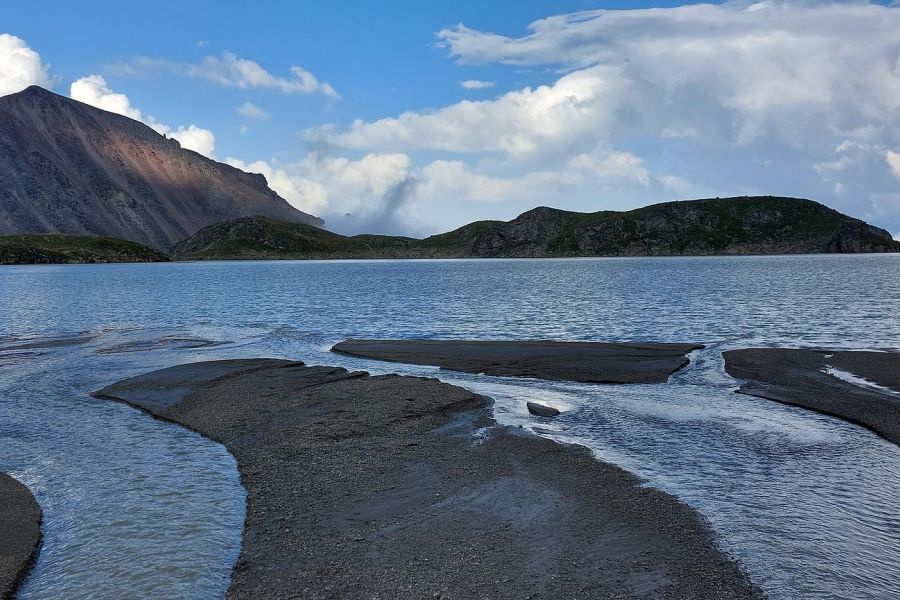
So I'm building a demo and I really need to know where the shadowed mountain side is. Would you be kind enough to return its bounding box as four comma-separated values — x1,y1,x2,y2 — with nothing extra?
0,86,322,250
172,196,900,260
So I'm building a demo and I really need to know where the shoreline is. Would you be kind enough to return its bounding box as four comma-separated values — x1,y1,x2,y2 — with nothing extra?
4,251,900,267
95,358,762,599
0,473,42,600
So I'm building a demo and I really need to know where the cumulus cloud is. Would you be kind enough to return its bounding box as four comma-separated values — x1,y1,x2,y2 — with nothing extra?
169,125,216,158
0,34,51,96
332,64,626,163
460,79,494,90
70,75,216,157
309,1,900,234
71,74,146,121
236,101,269,119
114,52,339,98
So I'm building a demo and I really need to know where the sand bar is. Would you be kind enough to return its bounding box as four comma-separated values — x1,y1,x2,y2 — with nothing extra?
94,358,759,599
724,348,900,445
332,339,703,384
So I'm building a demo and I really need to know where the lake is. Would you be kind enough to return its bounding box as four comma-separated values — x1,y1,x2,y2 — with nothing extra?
1,255,899,599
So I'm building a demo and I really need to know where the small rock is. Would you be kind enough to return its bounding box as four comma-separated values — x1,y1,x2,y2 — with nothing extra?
526,402,560,417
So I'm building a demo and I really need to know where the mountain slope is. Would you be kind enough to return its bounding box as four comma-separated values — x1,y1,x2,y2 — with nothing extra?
0,86,322,249
172,196,900,260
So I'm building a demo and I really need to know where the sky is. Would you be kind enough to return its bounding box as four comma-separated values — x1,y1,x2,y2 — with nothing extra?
2,0,900,238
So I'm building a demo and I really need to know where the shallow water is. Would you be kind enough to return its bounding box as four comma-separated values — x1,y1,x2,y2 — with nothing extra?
1,255,899,599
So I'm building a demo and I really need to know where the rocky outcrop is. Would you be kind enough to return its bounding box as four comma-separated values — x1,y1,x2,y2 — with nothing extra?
0,86,322,249
526,402,561,417
455,197,900,257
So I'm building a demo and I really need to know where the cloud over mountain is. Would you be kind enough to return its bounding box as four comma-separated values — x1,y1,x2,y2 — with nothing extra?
70,75,216,157
0,34,51,96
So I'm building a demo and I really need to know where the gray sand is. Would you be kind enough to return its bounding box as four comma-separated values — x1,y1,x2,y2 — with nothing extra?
95,358,760,599
332,339,703,383
0,473,41,600
724,348,900,445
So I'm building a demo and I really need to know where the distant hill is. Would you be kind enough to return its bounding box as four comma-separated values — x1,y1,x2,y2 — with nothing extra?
172,196,900,260
0,86,322,250
0,233,167,264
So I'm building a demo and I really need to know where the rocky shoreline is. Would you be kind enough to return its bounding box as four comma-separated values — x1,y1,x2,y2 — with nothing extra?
94,358,762,599
0,473,41,600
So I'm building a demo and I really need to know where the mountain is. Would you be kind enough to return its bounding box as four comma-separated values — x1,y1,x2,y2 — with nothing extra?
172,196,900,260
0,86,322,249
0,233,167,264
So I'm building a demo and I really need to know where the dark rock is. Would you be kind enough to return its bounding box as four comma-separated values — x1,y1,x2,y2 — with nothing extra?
526,402,560,417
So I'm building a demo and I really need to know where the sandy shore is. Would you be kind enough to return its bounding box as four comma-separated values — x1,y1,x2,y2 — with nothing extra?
0,473,41,600
95,358,760,599
332,339,703,383
724,348,900,445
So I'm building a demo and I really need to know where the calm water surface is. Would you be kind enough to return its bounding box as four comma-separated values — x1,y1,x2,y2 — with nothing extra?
1,255,899,599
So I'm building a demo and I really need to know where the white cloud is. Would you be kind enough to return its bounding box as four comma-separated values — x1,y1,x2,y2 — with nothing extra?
70,75,216,158
189,52,339,98
331,64,626,163
460,79,494,90
0,34,51,96
70,74,145,121
116,53,340,99
169,125,216,158
225,152,413,230
887,150,900,180
236,101,269,119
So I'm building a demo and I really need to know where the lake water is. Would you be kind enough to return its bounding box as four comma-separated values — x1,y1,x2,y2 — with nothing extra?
1,256,899,599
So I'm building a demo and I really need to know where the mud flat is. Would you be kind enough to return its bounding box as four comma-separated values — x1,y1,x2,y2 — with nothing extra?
0,473,41,600
92,358,760,599
724,348,900,445
331,339,703,384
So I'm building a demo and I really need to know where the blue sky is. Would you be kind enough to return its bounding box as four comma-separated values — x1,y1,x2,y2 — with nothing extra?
3,1,700,159
2,1,900,236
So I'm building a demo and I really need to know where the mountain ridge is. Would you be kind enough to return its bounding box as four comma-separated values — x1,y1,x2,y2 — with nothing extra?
171,196,900,260
0,85,322,249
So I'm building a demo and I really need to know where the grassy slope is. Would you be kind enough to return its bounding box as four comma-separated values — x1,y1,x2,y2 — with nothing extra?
0,234,168,264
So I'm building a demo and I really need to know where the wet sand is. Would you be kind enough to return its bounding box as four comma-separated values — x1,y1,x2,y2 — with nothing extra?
0,473,41,600
332,339,703,383
724,348,900,445
95,358,759,599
